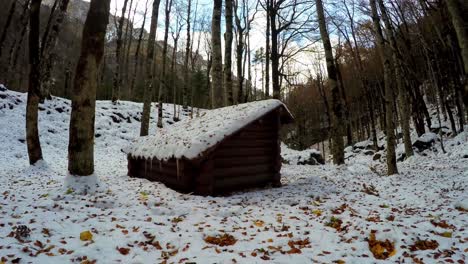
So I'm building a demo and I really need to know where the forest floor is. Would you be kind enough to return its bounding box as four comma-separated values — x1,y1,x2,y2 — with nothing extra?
0,88,467,264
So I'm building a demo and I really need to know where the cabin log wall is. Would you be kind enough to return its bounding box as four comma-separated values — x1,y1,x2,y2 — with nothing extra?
127,106,291,196
208,111,279,194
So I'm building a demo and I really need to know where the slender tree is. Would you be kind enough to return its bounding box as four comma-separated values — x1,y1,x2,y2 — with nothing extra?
446,0,468,108
68,0,111,175
265,0,270,98
129,0,149,97
171,11,183,121
339,0,378,149
244,2,256,102
211,0,224,108
224,0,234,105
315,0,344,165
263,0,310,100
140,0,161,136
122,0,135,90
111,0,129,103
267,1,280,99
157,0,174,127
10,0,31,74
370,0,398,175
189,0,200,112
26,0,43,165
234,0,249,103
0,0,17,60
40,0,71,100
3,0,29,86
377,0,413,158
182,0,192,108
40,0,59,56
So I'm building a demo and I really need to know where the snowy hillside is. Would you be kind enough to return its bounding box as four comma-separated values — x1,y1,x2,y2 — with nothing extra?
0,89,467,263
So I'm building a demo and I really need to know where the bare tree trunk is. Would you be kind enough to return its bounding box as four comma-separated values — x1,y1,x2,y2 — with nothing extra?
11,0,30,69
64,61,71,98
41,0,59,56
426,48,447,153
342,0,377,149
316,0,344,165
269,4,280,99
377,0,413,158
206,54,212,108
26,0,44,165
211,0,224,108
335,57,352,146
242,33,248,100
234,0,245,104
157,0,173,127
140,0,161,136
189,0,200,114
122,0,135,93
3,2,25,86
235,30,244,103
246,16,252,103
171,36,179,121
265,0,270,98
171,17,182,121
317,73,331,145
183,0,192,108
40,0,71,100
0,0,17,60
129,0,148,98
111,0,129,103
446,0,468,109
371,0,398,175
68,0,111,175
224,0,234,105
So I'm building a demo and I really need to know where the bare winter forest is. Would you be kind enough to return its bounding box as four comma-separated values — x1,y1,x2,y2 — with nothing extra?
0,0,467,263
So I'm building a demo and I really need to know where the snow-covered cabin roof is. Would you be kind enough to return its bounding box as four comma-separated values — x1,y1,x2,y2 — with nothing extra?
127,99,293,161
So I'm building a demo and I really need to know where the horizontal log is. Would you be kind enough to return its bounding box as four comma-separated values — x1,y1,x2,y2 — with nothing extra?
213,156,272,167
135,166,182,178
215,145,276,154
220,139,277,148
212,164,272,178
139,171,191,186
214,173,272,189
214,147,276,158
223,137,276,143
234,133,275,140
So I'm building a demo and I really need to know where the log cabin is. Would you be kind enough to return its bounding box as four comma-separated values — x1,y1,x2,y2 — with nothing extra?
126,99,294,196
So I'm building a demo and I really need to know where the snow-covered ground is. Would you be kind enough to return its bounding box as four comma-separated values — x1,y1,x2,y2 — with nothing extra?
0,89,467,263
281,143,324,165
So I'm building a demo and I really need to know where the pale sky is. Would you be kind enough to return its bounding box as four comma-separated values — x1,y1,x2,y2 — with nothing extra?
82,0,325,89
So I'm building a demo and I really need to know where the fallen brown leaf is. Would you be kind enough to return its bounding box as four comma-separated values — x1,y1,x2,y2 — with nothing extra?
117,247,130,255
204,233,237,247
409,240,439,251
368,231,396,260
